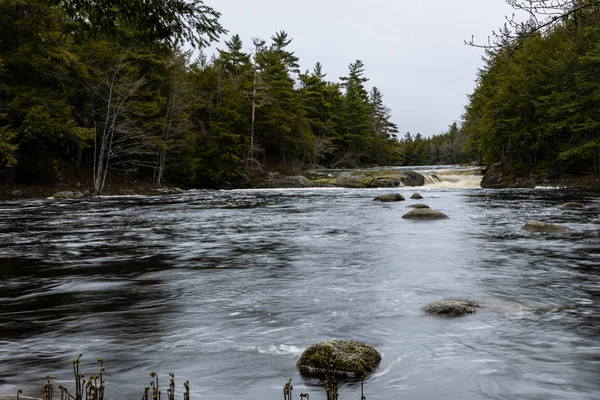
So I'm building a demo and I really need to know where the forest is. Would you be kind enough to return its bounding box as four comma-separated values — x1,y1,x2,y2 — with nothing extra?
463,0,600,177
3,1,600,192
0,0,407,191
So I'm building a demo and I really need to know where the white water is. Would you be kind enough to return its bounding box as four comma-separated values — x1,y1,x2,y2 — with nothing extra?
418,166,484,189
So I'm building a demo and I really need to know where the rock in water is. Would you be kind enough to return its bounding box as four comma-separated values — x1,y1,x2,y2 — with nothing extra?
271,176,315,188
374,193,405,202
410,192,423,199
480,162,505,188
523,221,572,233
425,300,478,317
408,204,430,209
368,177,402,188
402,208,448,220
53,191,84,199
297,340,381,378
562,202,584,209
403,170,425,187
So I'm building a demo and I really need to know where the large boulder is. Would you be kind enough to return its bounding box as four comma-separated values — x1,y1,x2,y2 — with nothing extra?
297,340,381,378
368,177,402,188
402,170,425,187
374,193,405,202
410,193,423,199
425,300,478,317
480,162,506,188
402,208,448,220
271,176,316,188
523,221,572,233
9,190,22,198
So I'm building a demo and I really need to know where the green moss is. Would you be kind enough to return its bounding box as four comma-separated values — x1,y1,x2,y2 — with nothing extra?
297,340,381,378
402,208,448,220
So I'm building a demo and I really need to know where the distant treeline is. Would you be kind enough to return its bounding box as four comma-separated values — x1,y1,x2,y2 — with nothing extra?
462,1,600,176
0,0,406,191
396,122,477,166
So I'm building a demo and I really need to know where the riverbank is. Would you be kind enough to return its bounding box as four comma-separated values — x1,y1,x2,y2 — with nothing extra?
0,165,487,199
0,180,185,200
481,162,600,190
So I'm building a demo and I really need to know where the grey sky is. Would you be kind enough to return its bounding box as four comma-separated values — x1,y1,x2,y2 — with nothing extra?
206,0,515,136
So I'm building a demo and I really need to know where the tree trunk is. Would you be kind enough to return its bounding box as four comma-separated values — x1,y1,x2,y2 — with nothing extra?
7,165,15,186
249,67,257,168
75,146,83,170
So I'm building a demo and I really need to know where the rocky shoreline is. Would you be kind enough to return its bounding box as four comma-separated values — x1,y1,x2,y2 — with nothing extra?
481,162,600,190
0,182,186,200
258,168,427,189
7,162,597,200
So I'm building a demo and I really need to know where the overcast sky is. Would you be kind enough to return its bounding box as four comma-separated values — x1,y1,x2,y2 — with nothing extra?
205,0,516,136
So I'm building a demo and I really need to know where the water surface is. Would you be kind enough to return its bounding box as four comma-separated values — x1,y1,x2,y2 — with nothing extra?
0,184,599,399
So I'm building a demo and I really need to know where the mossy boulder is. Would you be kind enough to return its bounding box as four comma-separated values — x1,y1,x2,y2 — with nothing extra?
480,162,506,188
369,177,402,188
373,193,405,202
425,300,478,317
304,168,425,188
408,203,430,209
336,176,372,188
523,221,572,233
410,192,423,199
297,340,381,378
402,208,448,220
562,202,584,209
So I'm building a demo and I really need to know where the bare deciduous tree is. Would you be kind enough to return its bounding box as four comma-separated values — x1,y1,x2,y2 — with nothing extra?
153,52,194,187
87,54,149,194
468,0,600,48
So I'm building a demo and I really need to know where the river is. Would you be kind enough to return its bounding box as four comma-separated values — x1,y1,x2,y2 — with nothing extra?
0,168,599,400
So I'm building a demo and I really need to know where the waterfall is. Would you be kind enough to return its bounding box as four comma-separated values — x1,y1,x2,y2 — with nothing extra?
419,172,441,185
416,166,484,188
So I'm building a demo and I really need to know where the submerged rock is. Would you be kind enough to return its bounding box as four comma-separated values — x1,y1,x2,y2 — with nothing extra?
373,193,405,202
402,208,448,220
410,192,423,199
562,202,584,209
408,203,430,209
297,340,381,378
523,220,572,233
425,300,478,317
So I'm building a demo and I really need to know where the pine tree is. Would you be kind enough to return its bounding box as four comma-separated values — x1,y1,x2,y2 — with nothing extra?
336,60,374,167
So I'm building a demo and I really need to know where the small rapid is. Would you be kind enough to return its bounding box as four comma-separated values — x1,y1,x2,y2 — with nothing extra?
417,166,484,189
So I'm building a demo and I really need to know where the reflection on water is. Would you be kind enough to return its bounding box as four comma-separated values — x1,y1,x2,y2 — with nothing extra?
0,186,599,400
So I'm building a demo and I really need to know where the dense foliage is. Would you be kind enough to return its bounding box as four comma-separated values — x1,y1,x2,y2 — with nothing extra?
463,0,600,175
394,123,476,166
0,0,401,191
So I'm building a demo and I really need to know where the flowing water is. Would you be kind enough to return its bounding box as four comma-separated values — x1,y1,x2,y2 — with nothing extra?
1,170,599,400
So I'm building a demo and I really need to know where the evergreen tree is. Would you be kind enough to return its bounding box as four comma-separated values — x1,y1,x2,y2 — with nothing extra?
336,60,374,167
